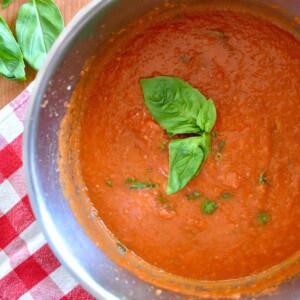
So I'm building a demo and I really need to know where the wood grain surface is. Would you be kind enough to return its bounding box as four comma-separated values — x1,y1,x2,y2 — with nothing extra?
0,0,91,109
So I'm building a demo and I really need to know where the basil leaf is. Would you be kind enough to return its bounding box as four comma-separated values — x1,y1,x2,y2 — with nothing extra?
197,99,217,133
140,76,207,136
16,0,64,70
0,16,25,80
167,136,208,195
2,0,13,8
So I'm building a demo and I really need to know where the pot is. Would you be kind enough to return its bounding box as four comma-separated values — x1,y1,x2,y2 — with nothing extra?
24,0,300,299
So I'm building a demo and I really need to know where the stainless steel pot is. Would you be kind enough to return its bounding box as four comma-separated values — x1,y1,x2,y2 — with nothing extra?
24,0,300,299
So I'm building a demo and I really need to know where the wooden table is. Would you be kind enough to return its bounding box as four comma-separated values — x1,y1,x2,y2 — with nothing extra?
0,0,91,109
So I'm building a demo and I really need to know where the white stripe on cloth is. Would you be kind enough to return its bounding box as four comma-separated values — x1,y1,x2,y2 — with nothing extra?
0,105,24,143
0,251,13,280
18,291,34,300
49,266,78,294
0,179,21,214
19,222,46,255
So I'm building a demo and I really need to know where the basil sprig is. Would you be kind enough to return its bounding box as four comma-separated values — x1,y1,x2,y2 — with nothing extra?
140,76,216,194
0,16,25,80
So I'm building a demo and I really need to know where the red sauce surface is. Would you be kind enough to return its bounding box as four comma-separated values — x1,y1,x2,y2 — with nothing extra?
78,8,300,280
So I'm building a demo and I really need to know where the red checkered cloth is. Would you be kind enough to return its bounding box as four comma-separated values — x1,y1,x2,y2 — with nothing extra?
0,85,94,300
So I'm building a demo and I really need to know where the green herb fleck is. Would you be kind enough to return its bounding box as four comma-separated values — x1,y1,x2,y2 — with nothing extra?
201,199,218,215
126,177,135,184
257,212,270,225
130,181,157,189
147,167,153,173
116,241,127,256
185,191,202,200
221,192,233,198
126,177,157,189
180,55,189,62
160,142,167,151
259,173,267,184
106,180,113,187
215,152,223,160
212,131,218,138
206,30,225,38
157,193,174,210
157,193,164,203
217,140,226,152
193,191,201,198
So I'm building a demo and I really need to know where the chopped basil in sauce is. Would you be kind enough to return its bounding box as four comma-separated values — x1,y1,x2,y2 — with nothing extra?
126,177,135,184
160,142,167,151
116,241,127,256
201,199,218,215
259,173,267,184
157,193,175,210
217,140,226,152
221,192,234,198
129,181,157,189
257,212,270,225
180,55,189,62
206,29,225,38
186,191,203,200
215,152,223,160
106,180,113,187
126,177,157,189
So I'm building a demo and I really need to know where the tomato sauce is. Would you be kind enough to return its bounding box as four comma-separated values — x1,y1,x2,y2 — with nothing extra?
74,5,300,281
